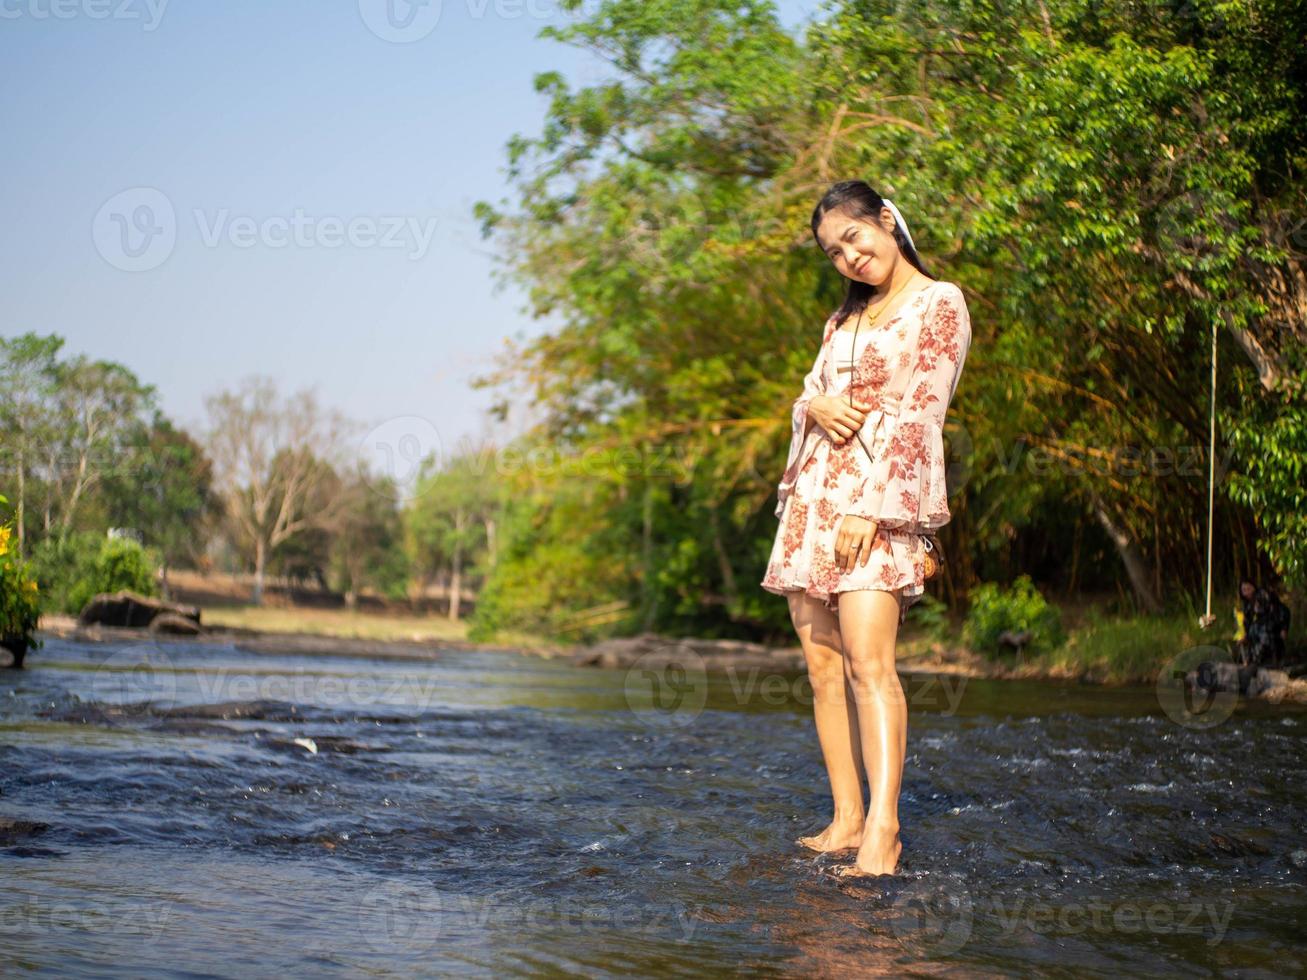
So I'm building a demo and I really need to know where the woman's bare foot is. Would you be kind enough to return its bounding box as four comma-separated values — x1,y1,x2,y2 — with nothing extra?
796,814,865,852
833,822,901,876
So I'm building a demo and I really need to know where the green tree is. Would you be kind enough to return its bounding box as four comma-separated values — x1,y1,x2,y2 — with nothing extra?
330,469,411,607
0,334,65,553
100,414,220,598
469,0,1306,642
407,448,499,622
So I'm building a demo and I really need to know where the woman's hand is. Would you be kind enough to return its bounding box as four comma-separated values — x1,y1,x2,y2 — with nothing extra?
835,515,879,572
809,394,873,446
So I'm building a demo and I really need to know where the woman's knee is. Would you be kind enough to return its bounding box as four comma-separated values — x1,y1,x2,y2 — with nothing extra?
802,639,844,678
845,646,897,686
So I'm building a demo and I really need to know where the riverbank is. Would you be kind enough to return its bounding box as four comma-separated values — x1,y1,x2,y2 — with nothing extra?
30,607,1307,705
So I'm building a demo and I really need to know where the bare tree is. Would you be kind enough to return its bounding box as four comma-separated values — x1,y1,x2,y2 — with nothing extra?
43,356,156,537
203,375,359,604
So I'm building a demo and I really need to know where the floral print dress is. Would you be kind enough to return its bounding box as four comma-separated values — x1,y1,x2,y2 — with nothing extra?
760,280,972,618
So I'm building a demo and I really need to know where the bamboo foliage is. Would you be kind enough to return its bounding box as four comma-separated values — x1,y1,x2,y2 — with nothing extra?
466,0,1306,638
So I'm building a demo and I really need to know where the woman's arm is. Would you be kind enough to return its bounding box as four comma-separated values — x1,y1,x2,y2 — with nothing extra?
773,318,833,518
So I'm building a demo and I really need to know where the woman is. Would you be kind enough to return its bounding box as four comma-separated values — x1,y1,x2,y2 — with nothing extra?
760,180,972,877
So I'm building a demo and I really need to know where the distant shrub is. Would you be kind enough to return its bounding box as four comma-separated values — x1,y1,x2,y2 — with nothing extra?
963,575,1065,659
0,501,42,657
30,532,159,615
904,592,951,644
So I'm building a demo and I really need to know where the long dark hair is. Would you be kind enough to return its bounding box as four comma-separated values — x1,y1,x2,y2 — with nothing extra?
811,180,934,328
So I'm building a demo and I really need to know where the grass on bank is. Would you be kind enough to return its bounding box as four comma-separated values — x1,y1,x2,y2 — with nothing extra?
197,604,572,654
200,604,471,644
1013,609,1221,684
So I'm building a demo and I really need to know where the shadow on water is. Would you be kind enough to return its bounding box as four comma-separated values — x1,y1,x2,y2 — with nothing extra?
2,637,1305,976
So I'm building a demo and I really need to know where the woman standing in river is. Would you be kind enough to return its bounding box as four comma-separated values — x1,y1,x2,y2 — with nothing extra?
761,181,972,877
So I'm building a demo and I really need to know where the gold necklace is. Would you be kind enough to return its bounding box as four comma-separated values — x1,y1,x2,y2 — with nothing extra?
865,275,918,329
847,275,919,403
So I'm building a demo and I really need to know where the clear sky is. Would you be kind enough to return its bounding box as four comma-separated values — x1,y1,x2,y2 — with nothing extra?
2,0,818,470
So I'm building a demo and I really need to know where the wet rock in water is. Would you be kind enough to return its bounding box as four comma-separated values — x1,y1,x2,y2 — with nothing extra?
572,632,803,672
0,818,50,845
1246,668,1307,704
159,700,298,721
1187,662,1307,703
1189,661,1254,695
149,612,203,636
265,734,387,755
79,590,204,633
0,637,28,669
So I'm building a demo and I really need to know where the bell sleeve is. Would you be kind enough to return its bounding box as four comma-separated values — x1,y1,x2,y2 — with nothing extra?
846,283,972,530
774,317,834,519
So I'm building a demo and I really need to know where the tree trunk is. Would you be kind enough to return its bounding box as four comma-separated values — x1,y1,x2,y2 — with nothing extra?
449,507,465,622
15,445,25,554
253,538,267,606
707,504,739,612
641,484,655,631
448,560,461,622
483,517,497,569
1091,494,1162,614
1224,309,1281,392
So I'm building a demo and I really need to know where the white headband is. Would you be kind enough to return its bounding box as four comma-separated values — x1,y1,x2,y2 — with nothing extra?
882,198,915,253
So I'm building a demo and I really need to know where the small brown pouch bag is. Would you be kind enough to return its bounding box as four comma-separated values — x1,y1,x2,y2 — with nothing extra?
922,533,945,580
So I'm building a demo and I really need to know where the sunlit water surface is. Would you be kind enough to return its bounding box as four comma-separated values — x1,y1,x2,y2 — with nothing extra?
2,637,1305,976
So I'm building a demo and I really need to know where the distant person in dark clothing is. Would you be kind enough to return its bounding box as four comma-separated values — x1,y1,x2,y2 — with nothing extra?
1244,587,1291,669
1266,588,1291,667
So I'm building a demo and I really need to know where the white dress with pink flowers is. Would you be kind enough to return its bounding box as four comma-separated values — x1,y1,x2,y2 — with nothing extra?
760,280,972,616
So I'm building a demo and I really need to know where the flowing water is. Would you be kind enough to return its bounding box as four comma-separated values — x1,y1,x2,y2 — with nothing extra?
2,636,1305,977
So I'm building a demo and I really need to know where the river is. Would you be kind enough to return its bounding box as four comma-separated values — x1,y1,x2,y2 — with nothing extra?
2,636,1305,976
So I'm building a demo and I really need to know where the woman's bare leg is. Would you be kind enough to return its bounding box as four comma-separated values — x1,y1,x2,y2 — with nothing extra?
787,590,866,852
835,588,906,876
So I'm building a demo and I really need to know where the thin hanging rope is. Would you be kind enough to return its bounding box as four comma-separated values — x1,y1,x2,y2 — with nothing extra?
1203,314,1217,626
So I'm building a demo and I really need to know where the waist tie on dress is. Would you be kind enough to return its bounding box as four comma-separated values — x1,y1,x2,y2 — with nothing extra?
851,393,902,462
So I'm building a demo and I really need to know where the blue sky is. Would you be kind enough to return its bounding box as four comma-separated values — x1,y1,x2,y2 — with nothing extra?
2,0,818,468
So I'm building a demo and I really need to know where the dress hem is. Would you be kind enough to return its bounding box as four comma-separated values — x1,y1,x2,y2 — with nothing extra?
760,574,927,619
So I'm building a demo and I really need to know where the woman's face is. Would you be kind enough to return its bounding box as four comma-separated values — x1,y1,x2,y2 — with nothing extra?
816,206,900,286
